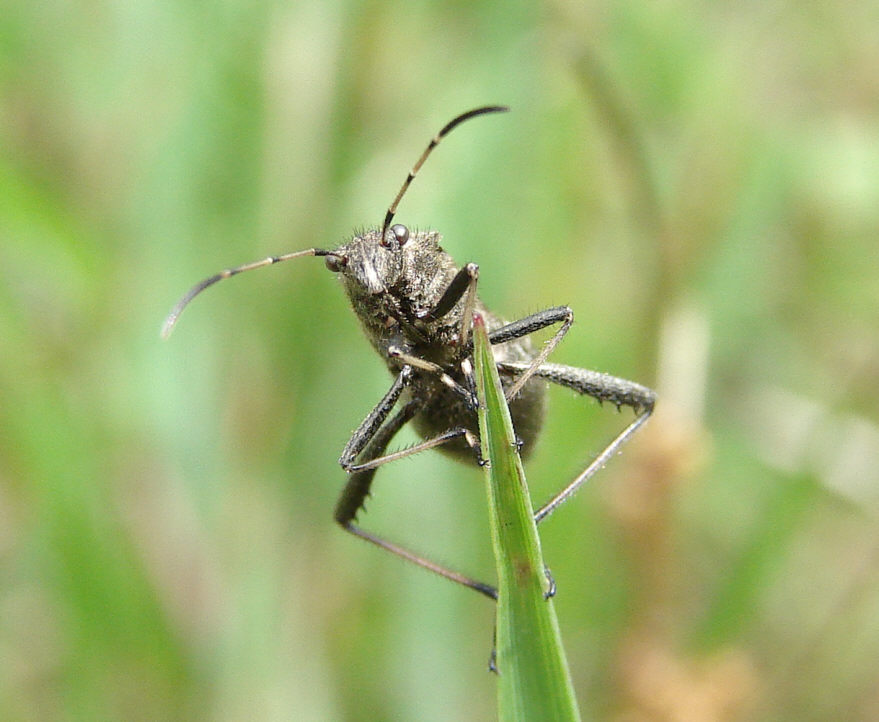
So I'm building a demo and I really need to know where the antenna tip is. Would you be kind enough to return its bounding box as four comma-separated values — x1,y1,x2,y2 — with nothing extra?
161,306,184,339
160,316,176,340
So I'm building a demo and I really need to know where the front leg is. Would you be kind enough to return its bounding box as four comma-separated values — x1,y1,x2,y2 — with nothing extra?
415,262,481,400
419,262,480,349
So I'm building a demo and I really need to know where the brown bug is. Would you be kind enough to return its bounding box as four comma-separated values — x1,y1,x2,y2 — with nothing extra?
163,106,655,600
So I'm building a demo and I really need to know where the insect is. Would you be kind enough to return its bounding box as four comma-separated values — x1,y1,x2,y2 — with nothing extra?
163,106,656,600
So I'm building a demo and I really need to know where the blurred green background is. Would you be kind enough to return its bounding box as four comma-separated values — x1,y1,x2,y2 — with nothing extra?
2,1,878,720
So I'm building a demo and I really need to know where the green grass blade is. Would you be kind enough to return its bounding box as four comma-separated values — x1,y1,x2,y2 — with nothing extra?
472,315,581,722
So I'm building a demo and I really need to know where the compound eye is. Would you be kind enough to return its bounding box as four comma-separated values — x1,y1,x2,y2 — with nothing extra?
324,254,347,273
390,224,410,246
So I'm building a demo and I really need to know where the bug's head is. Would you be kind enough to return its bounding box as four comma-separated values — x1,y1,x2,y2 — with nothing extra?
325,223,439,297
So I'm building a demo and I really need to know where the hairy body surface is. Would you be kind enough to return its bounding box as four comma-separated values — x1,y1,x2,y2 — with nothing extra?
163,107,656,599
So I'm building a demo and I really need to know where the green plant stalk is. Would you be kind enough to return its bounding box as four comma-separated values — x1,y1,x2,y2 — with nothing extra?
472,315,581,722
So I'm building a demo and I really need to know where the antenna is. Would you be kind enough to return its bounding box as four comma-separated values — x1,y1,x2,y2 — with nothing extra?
161,247,332,338
379,105,509,243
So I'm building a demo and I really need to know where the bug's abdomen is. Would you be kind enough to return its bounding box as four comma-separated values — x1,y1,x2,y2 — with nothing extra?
503,372,547,459
409,372,547,464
